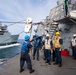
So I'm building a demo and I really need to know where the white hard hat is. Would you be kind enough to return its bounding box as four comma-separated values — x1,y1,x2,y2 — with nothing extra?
73,34,76,37
46,34,50,37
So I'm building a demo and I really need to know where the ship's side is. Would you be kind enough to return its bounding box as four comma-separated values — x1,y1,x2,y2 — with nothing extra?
0,34,19,45
49,0,76,55
0,23,19,46
56,0,76,55
36,0,76,56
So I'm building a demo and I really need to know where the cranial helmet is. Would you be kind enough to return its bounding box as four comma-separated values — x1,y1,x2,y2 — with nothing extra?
55,31,60,35
25,35,30,41
46,34,50,37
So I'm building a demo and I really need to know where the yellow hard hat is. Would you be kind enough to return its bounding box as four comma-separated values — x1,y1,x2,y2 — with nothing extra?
55,31,60,35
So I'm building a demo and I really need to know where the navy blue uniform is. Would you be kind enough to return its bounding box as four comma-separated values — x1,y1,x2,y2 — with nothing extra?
33,38,41,60
20,41,32,71
71,38,76,59
55,39,63,65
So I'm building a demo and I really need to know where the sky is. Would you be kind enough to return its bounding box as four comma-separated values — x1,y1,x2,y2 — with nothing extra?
0,0,57,39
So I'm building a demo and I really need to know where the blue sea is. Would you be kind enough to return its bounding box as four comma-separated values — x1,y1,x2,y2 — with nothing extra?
0,39,24,59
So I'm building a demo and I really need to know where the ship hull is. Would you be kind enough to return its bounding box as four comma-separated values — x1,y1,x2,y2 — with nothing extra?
0,34,19,45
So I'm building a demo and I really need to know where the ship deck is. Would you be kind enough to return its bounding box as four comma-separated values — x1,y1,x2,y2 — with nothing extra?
0,52,76,75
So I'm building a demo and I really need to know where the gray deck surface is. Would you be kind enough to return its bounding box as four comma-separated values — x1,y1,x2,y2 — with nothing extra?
0,52,76,75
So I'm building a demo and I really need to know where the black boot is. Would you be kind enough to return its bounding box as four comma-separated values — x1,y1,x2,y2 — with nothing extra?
48,62,51,65
33,57,35,60
20,69,24,73
29,69,35,73
45,61,48,63
73,57,76,60
58,63,62,67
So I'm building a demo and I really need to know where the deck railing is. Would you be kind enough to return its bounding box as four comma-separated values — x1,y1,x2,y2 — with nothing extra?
49,3,76,22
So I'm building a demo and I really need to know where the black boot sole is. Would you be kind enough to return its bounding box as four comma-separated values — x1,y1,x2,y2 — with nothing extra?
58,64,62,67
20,69,24,73
30,70,35,73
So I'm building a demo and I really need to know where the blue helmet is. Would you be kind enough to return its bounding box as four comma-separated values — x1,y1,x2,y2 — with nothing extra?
25,35,30,41
35,34,39,39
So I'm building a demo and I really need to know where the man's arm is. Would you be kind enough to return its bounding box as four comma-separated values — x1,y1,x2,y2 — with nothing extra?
59,39,63,45
28,43,33,51
59,38,63,49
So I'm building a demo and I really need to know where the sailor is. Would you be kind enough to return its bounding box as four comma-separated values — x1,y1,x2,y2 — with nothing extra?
71,34,76,59
53,31,63,67
20,35,35,73
33,34,41,61
44,34,52,65
64,0,68,16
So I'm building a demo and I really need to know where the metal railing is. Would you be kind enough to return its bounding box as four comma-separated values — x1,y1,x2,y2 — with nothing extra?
49,3,76,22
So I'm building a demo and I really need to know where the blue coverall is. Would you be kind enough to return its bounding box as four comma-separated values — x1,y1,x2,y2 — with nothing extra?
33,38,41,60
20,41,32,71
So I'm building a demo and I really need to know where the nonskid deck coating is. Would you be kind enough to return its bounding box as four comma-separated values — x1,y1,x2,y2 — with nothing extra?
0,52,76,75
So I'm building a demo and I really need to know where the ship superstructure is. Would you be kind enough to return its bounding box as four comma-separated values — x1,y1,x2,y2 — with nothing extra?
36,0,76,55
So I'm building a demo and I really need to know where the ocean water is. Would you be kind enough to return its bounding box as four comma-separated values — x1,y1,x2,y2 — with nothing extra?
0,39,23,59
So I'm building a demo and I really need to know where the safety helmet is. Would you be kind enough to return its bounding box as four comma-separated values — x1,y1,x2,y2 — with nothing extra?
25,35,30,41
55,31,60,35
46,34,50,37
35,34,39,39
73,34,76,37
